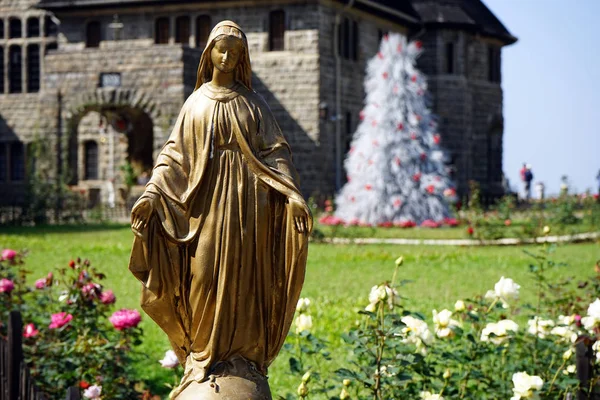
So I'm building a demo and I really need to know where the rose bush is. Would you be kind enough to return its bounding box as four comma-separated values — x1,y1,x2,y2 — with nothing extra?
0,251,146,399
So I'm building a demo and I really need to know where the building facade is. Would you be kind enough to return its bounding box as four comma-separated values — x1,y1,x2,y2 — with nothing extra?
0,0,516,207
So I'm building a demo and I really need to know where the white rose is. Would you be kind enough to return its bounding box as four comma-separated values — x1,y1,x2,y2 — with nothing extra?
400,315,433,354
562,365,576,375
159,350,179,368
419,391,444,400
481,320,518,345
432,309,461,339
581,315,600,332
365,302,377,312
83,385,102,399
550,326,578,343
557,314,576,327
562,348,574,360
511,372,543,400
296,298,311,313
295,314,313,333
592,341,600,363
491,276,520,308
527,317,555,339
587,298,600,319
454,300,466,312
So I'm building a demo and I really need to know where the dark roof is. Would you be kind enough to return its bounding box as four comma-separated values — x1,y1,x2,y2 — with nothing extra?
410,0,517,44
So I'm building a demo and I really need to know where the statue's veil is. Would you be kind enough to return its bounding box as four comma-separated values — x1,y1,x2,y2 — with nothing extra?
194,20,252,90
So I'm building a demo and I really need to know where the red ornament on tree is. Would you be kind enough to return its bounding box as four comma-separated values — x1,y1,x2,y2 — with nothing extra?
371,120,377,127
359,110,365,121
383,72,389,80
397,123,404,131
413,173,421,182
377,51,384,59
411,75,417,82
397,44,402,53
410,133,417,140
383,34,389,42
394,157,401,166
365,184,372,191
349,146,355,154
420,153,427,161
426,185,435,194
393,199,402,207
393,85,399,94
433,134,441,145
415,41,422,49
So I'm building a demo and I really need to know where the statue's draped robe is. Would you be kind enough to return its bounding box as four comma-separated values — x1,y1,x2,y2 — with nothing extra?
129,82,309,393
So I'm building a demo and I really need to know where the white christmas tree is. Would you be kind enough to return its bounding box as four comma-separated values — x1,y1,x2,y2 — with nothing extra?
334,33,457,227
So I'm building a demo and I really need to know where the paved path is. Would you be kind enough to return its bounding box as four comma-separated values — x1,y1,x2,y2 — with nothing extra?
323,231,600,246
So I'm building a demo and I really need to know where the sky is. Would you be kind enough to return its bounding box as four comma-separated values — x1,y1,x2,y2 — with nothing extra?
482,0,600,196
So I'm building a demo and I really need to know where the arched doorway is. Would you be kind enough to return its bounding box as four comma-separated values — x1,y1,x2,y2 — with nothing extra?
68,106,154,207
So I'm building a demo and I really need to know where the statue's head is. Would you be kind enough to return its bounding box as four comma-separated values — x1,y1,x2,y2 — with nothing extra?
195,21,252,90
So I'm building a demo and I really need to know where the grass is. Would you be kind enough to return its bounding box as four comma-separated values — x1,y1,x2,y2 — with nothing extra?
1,224,598,398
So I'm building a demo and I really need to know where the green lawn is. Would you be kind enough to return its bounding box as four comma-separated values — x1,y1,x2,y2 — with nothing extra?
1,224,598,398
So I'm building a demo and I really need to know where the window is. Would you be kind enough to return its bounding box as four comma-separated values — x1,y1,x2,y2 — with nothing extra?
155,17,169,44
445,42,454,74
27,17,39,37
9,18,22,38
488,47,501,83
337,17,358,61
268,10,285,51
86,21,101,48
0,47,4,94
196,15,211,49
0,20,4,39
10,142,25,181
27,44,40,92
26,142,36,176
84,141,99,180
175,16,190,45
44,16,58,37
9,46,22,94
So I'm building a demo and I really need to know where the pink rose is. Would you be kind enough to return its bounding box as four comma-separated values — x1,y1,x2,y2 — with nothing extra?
0,278,15,294
82,283,101,297
100,289,116,305
35,278,46,289
109,309,141,331
23,323,39,338
1,249,17,261
49,312,73,329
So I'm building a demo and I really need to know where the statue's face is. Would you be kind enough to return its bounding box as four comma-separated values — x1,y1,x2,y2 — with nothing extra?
211,36,243,74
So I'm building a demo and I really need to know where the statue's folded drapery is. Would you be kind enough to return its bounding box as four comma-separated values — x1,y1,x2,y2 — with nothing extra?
129,81,309,394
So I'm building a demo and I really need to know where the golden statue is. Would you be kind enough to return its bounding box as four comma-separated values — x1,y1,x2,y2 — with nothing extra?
128,21,312,399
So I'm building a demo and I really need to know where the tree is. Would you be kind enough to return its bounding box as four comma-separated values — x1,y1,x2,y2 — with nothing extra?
334,33,457,226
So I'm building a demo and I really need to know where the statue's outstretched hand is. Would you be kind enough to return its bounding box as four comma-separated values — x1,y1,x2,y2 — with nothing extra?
287,197,312,234
131,197,155,236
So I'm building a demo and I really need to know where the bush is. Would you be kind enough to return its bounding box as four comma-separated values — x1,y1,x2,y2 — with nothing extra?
0,250,147,399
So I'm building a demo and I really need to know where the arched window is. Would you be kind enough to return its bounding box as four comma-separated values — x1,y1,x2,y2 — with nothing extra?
0,46,4,94
44,16,58,37
27,44,40,92
337,17,358,60
488,46,501,83
84,141,99,180
9,18,22,38
86,21,101,48
175,16,190,45
27,17,40,37
268,10,285,51
10,142,25,181
9,46,22,94
196,15,211,49
155,17,169,44
0,20,4,39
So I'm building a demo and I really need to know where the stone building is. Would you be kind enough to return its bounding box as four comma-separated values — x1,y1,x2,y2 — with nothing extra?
0,0,516,207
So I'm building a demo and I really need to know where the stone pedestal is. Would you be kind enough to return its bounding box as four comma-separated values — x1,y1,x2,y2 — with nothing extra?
174,356,272,400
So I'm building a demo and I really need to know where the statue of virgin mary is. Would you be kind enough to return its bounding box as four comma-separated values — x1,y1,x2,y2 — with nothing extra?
128,20,312,399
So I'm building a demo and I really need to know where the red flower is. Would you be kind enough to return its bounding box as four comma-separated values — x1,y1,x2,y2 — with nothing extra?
443,218,459,227
79,381,91,389
23,323,39,338
1,249,17,261
378,221,393,228
100,289,116,305
68,260,76,269
398,220,416,228
433,134,441,145
109,309,142,331
421,219,440,228
504,219,512,227
49,312,73,329
467,226,474,236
